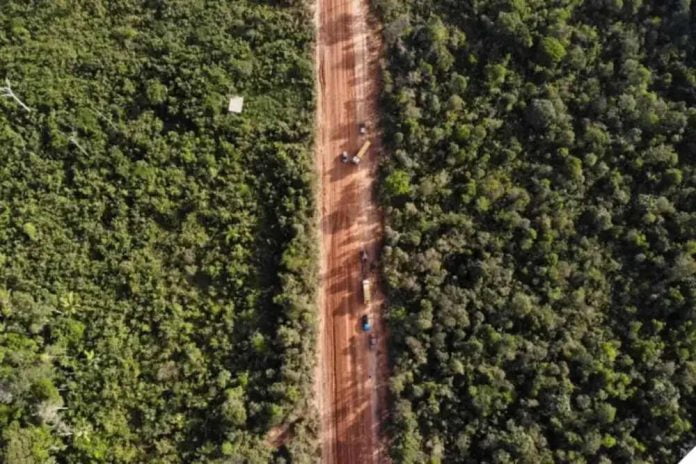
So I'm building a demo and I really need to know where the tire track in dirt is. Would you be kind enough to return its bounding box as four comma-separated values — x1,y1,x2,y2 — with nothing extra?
314,0,389,461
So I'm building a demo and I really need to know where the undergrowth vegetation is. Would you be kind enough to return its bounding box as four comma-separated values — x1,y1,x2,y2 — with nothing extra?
0,1,317,462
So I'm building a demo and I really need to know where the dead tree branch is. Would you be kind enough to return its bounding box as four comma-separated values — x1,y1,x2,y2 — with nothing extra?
68,131,89,156
1,78,32,112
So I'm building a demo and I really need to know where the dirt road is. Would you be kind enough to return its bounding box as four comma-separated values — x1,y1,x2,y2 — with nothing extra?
314,0,389,461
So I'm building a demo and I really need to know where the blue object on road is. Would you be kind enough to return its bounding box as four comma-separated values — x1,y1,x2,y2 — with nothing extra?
361,314,372,332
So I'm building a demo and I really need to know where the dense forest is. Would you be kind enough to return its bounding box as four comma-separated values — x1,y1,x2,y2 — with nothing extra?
375,0,696,462
0,1,317,462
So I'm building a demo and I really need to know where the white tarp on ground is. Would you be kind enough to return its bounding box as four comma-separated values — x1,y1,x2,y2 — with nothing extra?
680,446,696,464
228,96,244,113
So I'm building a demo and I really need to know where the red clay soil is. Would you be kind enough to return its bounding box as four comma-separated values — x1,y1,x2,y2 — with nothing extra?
314,0,389,461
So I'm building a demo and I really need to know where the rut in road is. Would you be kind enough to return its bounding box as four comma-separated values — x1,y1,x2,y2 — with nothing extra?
314,0,389,461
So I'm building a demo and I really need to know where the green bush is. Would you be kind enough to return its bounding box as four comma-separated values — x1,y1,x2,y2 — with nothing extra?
539,36,567,64
384,170,412,197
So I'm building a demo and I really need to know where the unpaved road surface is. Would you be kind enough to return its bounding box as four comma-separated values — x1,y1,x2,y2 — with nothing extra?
314,0,389,461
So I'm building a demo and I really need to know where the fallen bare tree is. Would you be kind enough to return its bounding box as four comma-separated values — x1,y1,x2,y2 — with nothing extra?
1,78,32,112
